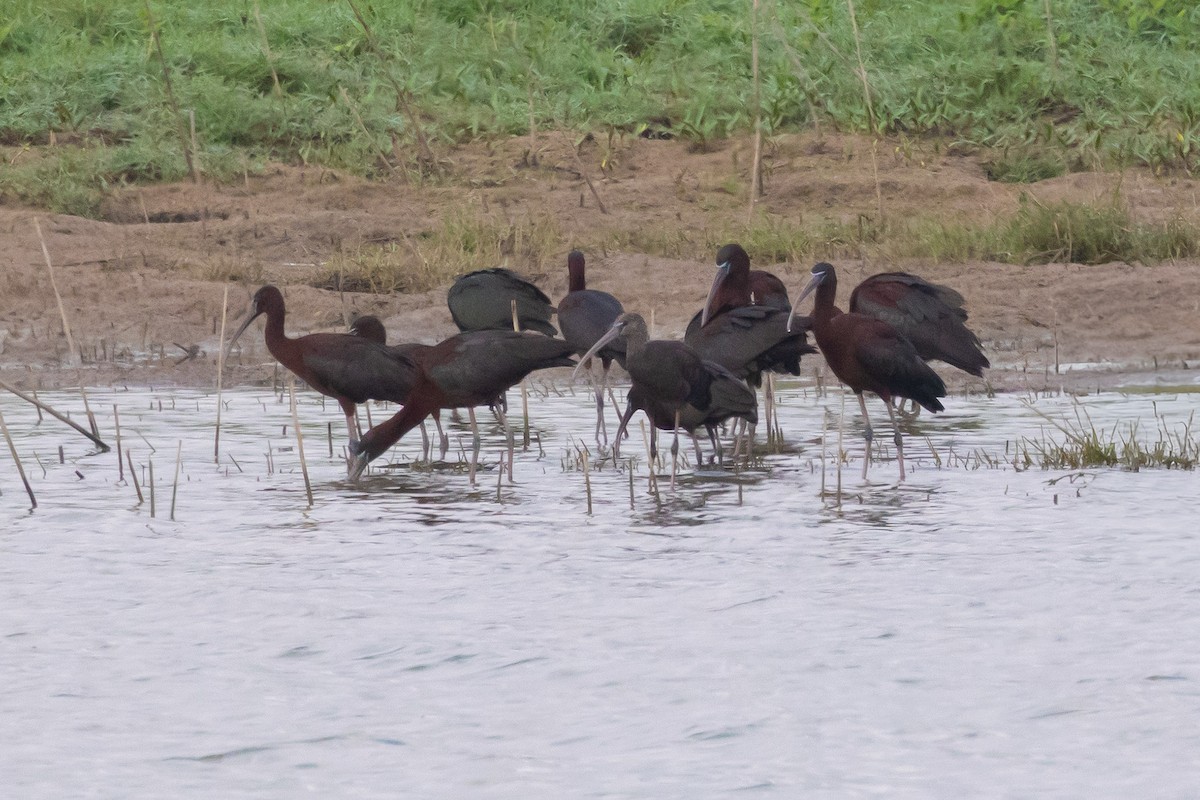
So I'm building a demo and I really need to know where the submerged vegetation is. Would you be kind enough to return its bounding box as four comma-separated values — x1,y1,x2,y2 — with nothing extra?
1016,399,1199,470
2,0,1200,218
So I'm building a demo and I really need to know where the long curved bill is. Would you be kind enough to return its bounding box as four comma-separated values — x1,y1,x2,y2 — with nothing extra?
786,270,826,332
224,305,262,361
572,320,625,382
699,260,731,327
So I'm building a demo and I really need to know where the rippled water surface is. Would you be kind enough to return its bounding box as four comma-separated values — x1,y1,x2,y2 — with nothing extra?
3,378,1200,798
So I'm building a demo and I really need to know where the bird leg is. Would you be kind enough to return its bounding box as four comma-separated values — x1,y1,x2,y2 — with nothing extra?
857,393,874,481
708,425,723,466
885,400,906,483
433,411,449,461
613,400,637,461
692,433,704,466
496,402,515,484
418,420,431,463
588,360,608,447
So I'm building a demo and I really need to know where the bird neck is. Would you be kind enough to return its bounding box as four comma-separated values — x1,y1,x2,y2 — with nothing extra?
567,264,586,292
262,307,294,364
811,281,843,332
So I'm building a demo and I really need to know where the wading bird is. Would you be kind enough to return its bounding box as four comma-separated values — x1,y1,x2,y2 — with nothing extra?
557,250,626,444
614,360,757,467
226,286,420,471
847,271,989,414
447,267,557,335
788,263,946,482
576,313,717,487
349,330,575,480
687,244,816,442
349,315,450,460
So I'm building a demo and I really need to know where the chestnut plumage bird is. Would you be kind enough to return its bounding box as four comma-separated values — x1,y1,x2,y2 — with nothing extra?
576,313,715,485
788,263,946,481
688,243,815,388
849,272,989,378
348,330,575,480
614,360,757,466
447,267,557,335
557,250,627,443
226,286,419,469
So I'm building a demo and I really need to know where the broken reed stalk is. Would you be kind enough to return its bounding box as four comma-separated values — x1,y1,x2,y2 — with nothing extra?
148,457,156,517
253,0,283,98
580,443,593,514
563,131,609,214
512,300,531,448
113,404,124,482
0,377,110,452
289,377,314,507
0,407,37,509
846,0,884,225
144,0,199,183
169,440,182,521
344,0,437,168
339,86,401,178
34,218,77,365
214,283,229,462
747,0,763,221
127,449,144,504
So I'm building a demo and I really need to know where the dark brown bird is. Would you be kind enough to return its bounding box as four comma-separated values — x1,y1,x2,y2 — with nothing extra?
701,242,789,323
849,272,989,378
614,360,757,466
577,313,714,485
688,243,815,388
557,250,627,443
788,263,946,482
226,286,419,468
349,330,575,480
349,314,448,460
447,267,557,335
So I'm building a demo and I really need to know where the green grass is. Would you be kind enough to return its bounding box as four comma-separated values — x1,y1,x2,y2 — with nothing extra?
3,0,1200,216
1015,400,1199,471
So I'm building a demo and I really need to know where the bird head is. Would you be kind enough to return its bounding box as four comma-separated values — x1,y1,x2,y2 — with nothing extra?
701,243,750,327
787,264,833,332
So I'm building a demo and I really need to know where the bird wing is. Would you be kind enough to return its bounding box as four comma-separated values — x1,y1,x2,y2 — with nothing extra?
558,290,626,362
850,272,988,375
426,330,575,406
853,322,947,411
685,306,815,384
447,268,558,335
301,337,421,404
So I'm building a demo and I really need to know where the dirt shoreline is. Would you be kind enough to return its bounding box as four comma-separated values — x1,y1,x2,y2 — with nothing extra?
2,133,1198,394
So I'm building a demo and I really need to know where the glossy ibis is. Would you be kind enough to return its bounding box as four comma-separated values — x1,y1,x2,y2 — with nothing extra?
788,263,946,482
226,286,420,468
447,267,557,335
557,250,627,444
614,360,757,466
349,330,575,480
349,314,449,460
576,313,715,487
701,242,790,324
849,271,990,381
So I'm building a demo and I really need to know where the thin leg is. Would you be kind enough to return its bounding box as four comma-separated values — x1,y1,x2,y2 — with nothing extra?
419,420,431,462
885,400,906,482
857,392,874,480
433,411,449,461
497,403,515,484
345,411,359,446
613,400,637,461
708,425,722,466
692,433,703,465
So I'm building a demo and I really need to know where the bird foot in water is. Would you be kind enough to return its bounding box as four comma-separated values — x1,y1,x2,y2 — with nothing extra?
347,442,370,481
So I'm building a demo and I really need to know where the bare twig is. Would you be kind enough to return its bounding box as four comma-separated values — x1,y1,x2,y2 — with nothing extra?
0,408,37,509
34,218,77,364
144,0,199,182
0,377,110,452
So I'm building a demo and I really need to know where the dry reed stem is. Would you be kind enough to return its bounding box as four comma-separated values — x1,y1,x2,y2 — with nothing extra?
34,218,77,364
0,377,110,452
563,132,609,214
144,1,198,183
253,0,283,98
169,440,182,521
148,458,156,517
214,283,229,462
0,407,37,509
113,404,123,481
748,0,764,220
289,377,314,506
128,449,144,504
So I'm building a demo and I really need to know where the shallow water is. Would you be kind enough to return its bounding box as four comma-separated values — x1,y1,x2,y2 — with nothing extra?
3,378,1199,798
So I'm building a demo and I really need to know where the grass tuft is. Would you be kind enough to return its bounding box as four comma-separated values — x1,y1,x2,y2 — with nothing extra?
1015,400,1199,470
